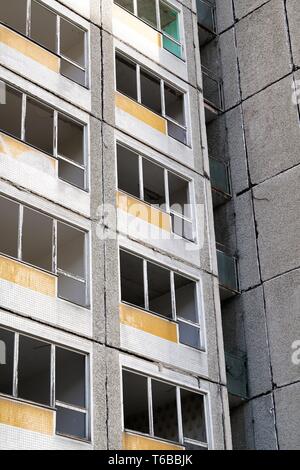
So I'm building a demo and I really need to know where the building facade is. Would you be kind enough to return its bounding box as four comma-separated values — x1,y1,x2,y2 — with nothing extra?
0,0,298,451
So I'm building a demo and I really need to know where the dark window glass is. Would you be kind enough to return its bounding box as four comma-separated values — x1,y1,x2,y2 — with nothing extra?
168,173,189,216
140,69,161,114
0,84,22,138
117,144,140,198
0,0,27,34
60,59,86,86
115,0,134,13
25,98,54,154
181,389,207,443
143,159,165,206
58,114,84,166
58,160,85,190
152,380,178,442
116,55,137,100
137,0,157,28
123,370,149,434
56,406,86,439
56,347,86,408
147,262,172,318
178,322,200,349
60,18,85,68
0,196,19,258
18,335,51,406
164,84,185,125
30,1,57,53
120,251,145,308
22,207,53,271
57,222,85,278
174,274,197,323
0,328,14,396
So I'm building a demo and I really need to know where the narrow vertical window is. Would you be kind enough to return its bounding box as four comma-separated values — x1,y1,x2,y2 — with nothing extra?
60,18,86,87
22,207,53,272
140,69,162,114
123,370,149,434
152,380,178,442
120,251,145,308
137,0,157,28
180,389,207,448
0,84,22,139
0,328,15,396
147,262,172,318
0,0,27,34
117,144,140,198
25,97,54,155
174,274,200,350
0,196,19,258
160,2,181,58
116,55,137,100
30,1,57,53
164,85,186,144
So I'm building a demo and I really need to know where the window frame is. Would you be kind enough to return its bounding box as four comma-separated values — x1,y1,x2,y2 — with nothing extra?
116,142,195,242
119,249,203,350
0,194,89,308
0,326,90,442
114,0,184,59
0,0,88,87
115,53,188,145
121,368,209,449
0,81,88,192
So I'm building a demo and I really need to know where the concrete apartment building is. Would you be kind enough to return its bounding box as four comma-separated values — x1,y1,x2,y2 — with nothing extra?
0,0,298,451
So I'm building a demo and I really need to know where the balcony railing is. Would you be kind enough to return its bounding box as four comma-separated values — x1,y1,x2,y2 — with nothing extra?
209,157,231,202
225,351,248,404
197,0,216,46
216,244,239,299
202,66,223,112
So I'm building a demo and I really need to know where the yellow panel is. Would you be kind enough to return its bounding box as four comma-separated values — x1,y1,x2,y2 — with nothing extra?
115,93,167,134
123,432,184,450
0,24,60,72
0,397,54,435
0,132,57,172
0,255,57,297
120,303,178,343
116,191,171,232
113,4,162,47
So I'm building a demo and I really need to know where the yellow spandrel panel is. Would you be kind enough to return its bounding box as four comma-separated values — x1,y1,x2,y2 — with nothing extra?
115,93,167,134
113,3,162,47
0,24,60,72
116,191,171,232
0,255,57,297
123,432,184,450
0,397,54,435
120,303,178,343
0,132,57,174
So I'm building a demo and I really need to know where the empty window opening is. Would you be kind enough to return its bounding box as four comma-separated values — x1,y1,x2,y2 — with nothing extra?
116,55,137,100
22,207,53,272
60,18,86,86
174,274,200,349
140,69,162,114
120,251,145,308
152,379,178,442
0,0,27,34
123,370,149,434
117,144,140,198
160,2,181,58
18,335,51,406
137,0,157,28
0,328,14,396
25,97,54,155
0,84,22,138
143,159,165,206
181,388,207,445
58,114,85,189
168,173,189,215
0,197,19,258
115,0,135,13
147,262,172,318
30,1,57,53
57,222,86,307
165,84,186,143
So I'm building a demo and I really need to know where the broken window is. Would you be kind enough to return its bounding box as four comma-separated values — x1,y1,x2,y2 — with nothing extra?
30,0,57,53
122,370,208,448
160,2,181,58
57,222,87,307
116,55,138,100
152,379,178,442
143,159,165,205
120,250,145,308
147,262,172,318
0,328,15,396
18,335,51,406
117,144,140,198
123,370,149,433
57,114,85,189
0,84,22,138
115,0,135,13
0,0,27,34
0,197,19,258
137,0,157,28
25,97,54,155
56,347,87,439
22,207,53,272
60,18,86,87
140,69,162,114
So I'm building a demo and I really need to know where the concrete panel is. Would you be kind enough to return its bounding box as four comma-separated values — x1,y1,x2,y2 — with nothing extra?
275,382,300,450
92,343,107,449
234,0,270,19
106,348,123,450
91,23,102,119
226,106,249,194
252,394,277,450
219,28,240,110
243,75,300,185
235,0,291,99
253,166,300,281
286,0,300,67
264,268,300,387
216,0,234,32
